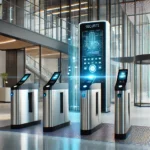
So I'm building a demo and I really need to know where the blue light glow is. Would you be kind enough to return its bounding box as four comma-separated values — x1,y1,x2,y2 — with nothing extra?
43,93,46,97
88,75,95,80
89,64,96,73
83,85,87,88
11,92,13,97
119,72,126,79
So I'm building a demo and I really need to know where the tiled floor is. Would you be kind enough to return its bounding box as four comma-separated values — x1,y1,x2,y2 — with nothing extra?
0,102,150,149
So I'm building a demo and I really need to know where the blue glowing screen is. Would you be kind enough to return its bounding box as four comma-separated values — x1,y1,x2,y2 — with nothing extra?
118,71,127,80
82,30,103,57
51,74,59,81
21,75,30,82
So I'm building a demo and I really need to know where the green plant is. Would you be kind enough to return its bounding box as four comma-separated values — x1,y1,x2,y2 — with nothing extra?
0,73,8,87
0,73,8,80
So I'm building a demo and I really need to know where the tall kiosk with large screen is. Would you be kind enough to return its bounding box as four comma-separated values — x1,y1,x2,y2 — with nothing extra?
80,20,110,113
114,69,131,139
79,20,110,135
11,74,40,129
43,72,70,132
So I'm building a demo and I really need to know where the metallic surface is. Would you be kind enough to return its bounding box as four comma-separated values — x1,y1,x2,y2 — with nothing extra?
43,83,69,128
11,89,39,125
115,90,130,134
81,83,101,131
105,21,111,112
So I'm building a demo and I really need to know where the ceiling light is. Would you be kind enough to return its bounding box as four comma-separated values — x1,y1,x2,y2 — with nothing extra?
41,53,60,57
0,39,16,44
49,7,88,15
36,2,88,14
26,46,39,51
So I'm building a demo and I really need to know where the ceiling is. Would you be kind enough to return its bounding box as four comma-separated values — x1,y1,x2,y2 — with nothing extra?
0,35,34,49
0,34,68,59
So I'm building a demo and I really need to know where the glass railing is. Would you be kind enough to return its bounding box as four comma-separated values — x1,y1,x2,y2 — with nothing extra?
0,0,78,44
26,54,52,81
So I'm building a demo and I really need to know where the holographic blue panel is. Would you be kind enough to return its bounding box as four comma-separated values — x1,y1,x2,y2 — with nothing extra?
82,30,103,57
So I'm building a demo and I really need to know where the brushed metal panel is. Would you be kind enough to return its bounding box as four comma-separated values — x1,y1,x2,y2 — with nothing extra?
43,83,69,128
11,89,39,125
115,90,130,134
81,83,101,131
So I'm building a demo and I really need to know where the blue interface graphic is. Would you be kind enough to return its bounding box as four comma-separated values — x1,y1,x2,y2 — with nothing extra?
21,75,29,82
82,30,103,56
119,72,127,80
51,74,59,81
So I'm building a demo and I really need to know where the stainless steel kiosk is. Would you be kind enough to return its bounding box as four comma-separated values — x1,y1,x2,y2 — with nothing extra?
43,72,70,132
11,74,41,129
81,78,101,135
79,21,110,113
115,69,131,139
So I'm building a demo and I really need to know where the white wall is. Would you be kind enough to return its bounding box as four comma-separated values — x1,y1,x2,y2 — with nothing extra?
0,51,6,87
42,58,58,74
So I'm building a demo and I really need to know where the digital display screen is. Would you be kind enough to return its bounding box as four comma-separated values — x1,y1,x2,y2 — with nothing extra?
20,74,30,82
43,72,61,89
82,30,103,57
118,71,127,81
51,73,60,81
115,69,128,91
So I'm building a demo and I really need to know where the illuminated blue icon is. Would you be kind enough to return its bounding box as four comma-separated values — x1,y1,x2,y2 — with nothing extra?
83,85,87,88
11,92,13,97
99,62,101,64
89,64,96,73
84,67,87,70
95,62,97,64
84,58,86,61
88,58,90,60
84,62,86,65
99,57,101,60
99,66,102,69
91,58,94,60
88,62,90,64
95,58,97,60
43,93,46,97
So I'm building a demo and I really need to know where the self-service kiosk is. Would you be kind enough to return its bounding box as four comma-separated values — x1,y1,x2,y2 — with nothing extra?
43,72,70,132
115,69,131,139
79,20,110,113
11,74,40,129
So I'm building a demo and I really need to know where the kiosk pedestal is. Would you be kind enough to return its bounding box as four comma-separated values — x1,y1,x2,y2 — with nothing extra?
81,83,101,135
114,69,131,139
11,74,41,129
43,72,70,132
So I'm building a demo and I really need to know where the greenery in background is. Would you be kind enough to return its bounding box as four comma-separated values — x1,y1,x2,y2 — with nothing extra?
0,73,8,87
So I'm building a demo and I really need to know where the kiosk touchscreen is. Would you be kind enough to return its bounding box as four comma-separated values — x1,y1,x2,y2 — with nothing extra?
43,72,61,90
115,69,128,91
11,74,31,90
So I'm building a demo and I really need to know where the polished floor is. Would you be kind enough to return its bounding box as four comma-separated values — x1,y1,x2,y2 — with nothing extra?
0,102,150,149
